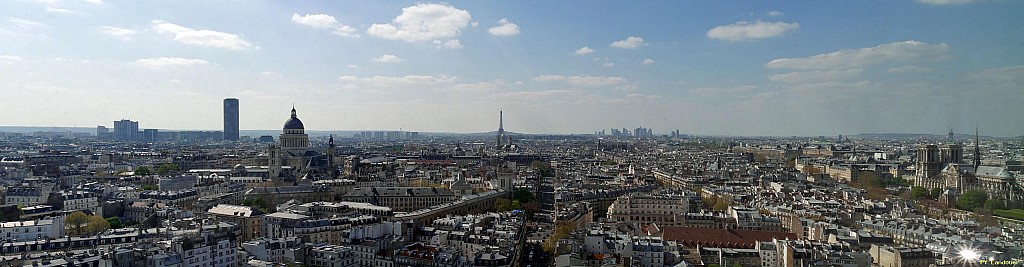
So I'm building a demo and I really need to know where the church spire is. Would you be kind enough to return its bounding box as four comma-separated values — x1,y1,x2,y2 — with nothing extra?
291,105,297,118
499,110,504,132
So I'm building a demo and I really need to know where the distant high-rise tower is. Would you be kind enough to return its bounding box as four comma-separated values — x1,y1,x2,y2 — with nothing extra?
113,119,139,141
223,98,239,141
496,110,506,149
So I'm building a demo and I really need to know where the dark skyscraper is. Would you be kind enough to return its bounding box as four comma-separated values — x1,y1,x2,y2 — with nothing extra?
223,98,239,141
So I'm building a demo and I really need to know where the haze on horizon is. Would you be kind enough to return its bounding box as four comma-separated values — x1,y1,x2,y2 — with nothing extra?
1,1,1022,136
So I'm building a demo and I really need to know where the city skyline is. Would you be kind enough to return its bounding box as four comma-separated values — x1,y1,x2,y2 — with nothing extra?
1,1,1023,136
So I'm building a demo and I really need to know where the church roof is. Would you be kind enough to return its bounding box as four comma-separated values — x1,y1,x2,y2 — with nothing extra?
975,166,1013,179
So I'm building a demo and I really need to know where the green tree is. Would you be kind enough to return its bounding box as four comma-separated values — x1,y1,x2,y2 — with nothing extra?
530,160,553,177
957,190,989,211
984,198,1006,210
243,197,269,213
157,163,180,175
141,184,158,191
65,211,89,236
855,172,880,189
86,215,111,235
543,221,578,253
930,188,943,199
911,186,929,199
495,199,513,212
513,189,535,203
713,200,731,211
134,166,152,176
106,217,124,229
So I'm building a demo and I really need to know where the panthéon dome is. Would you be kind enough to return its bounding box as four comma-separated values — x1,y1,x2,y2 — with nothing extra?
283,107,304,130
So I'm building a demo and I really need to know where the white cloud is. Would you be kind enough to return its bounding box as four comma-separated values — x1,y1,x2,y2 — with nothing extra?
367,3,471,43
346,64,359,68
534,75,629,87
367,75,455,86
769,69,864,83
575,47,595,55
0,55,23,63
488,18,520,36
260,71,276,75
767,11,784,17
887,66,931,73
101,26,136,40
45,7,75,14
765,41,951,69
82,0,103,4
642,58,655,64
338,74,456,87
707,21,799,41
8,17,48,32
450,79,506,92
490,90,582,100
291,13,338,28
609,36,645,49
602,62,615,68
291,13,359,37
434,39,463,49
373,54,405,63
687,85,758,96
967,65,1024,81
916,0,977,4
151,20,258,50
134,57,210,69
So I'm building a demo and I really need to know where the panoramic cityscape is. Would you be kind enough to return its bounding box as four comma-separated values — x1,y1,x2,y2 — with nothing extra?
2,1,1024,267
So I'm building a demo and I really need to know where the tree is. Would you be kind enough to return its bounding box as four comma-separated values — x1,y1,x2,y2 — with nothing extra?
854,172,880,189
141,184,158,191
984,198,1006,210
244,197,269,213
753,154,767,164
543,221,578,253
513,189,535,203
530,160,553,177
522,202,541,217
957,190,988,211
87,215,111,235
495,199,510,212
157,163,180,175
134,166,152,176
930,188,943,199
65,211,89,236
713,200,731,211
802,165,821,175
911,186,929,199
65,212,110,236
106,217,124,229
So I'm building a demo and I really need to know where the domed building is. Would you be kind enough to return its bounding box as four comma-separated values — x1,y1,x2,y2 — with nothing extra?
279,107,309,151
268,107,328,179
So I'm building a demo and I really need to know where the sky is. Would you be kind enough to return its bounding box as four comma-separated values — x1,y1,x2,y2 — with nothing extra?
1,0,1023,136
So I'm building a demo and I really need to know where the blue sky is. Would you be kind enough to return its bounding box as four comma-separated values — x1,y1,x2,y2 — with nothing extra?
1,0,1022,136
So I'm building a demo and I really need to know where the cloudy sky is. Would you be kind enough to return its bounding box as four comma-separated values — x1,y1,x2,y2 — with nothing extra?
1,1,1022,136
